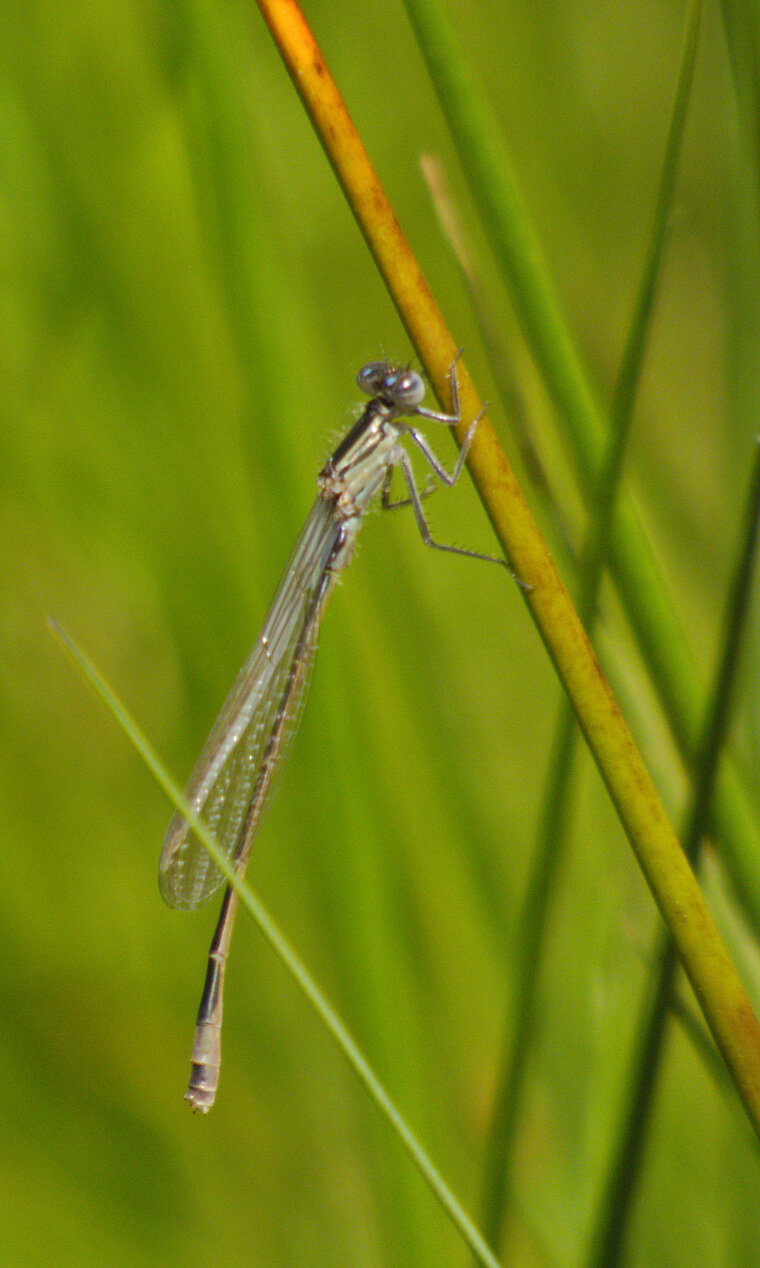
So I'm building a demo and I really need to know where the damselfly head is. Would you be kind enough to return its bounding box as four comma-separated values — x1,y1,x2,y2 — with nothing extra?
356,362,426,410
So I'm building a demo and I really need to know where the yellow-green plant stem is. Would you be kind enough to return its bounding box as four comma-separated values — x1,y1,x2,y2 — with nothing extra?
252,0,760,1137
480,1,703,1247
401,0,760,936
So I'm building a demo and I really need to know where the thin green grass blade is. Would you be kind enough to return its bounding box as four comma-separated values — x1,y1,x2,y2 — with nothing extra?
48,618,504,1268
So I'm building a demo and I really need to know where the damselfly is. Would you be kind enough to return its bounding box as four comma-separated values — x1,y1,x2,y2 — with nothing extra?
160,354,505,1111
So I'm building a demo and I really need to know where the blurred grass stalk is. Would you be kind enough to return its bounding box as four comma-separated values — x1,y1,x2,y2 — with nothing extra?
585,403,760,1266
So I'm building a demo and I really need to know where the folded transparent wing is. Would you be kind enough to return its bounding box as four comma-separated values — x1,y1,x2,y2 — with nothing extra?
159,496,340,910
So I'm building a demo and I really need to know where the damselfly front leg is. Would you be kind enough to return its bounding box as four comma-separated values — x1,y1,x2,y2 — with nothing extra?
383,355,506,568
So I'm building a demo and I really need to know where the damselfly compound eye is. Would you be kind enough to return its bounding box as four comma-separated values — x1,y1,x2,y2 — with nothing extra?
386,370,425,409
356,362,390,396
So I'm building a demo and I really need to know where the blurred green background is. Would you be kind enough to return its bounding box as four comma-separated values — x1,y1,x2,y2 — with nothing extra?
3,0,760,1263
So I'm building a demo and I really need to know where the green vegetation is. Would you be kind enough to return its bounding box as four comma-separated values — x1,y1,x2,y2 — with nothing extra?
2,1,760,1263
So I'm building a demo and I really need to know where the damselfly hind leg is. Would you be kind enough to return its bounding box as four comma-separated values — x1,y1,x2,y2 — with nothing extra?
395,444,508,569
